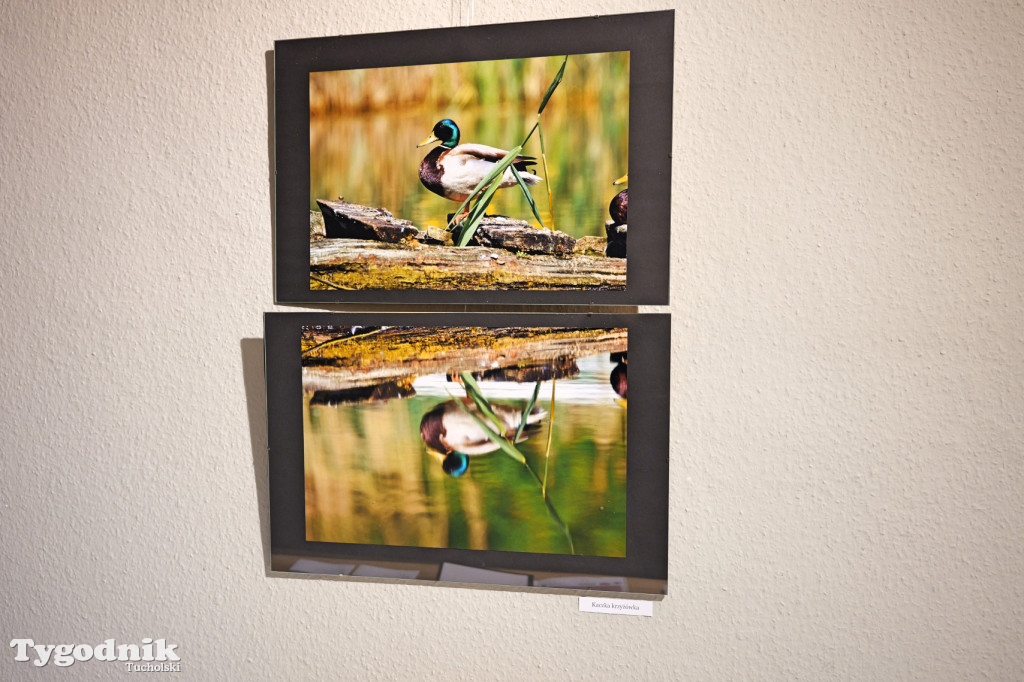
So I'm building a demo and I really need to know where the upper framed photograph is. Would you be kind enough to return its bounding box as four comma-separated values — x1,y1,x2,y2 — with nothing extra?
274,11,673,304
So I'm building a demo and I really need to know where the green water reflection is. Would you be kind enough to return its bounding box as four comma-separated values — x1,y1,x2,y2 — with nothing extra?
303,356,626,557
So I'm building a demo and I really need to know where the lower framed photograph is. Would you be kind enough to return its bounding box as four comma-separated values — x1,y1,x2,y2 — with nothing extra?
265,312,669,595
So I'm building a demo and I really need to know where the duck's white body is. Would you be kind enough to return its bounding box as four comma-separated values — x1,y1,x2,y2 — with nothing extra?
420,399,547,456
429,144,542,202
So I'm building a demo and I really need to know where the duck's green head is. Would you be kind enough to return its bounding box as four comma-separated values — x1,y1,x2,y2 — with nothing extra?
417,119,460,149
442,451,469,477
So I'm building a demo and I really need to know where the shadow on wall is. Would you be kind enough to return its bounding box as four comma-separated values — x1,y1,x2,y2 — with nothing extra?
241,338,271,574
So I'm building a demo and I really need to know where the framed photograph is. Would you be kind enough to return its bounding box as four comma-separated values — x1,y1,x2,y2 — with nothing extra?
265,312,669,594
274,11,673,304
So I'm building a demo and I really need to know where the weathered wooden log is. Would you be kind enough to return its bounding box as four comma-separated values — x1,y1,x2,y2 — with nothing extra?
310,238,625,290
301,326,627,392
308,205,624,290
310,210,325,239
572,236,607,257
466,215,576,256
317,201,577,256
459,356,580,384
309,379,417,406
317,199,419,243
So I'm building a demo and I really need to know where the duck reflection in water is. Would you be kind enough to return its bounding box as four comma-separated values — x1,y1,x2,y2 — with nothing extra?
419,398,547,477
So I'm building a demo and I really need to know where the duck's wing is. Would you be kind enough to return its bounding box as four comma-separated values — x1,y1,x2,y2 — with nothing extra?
450,144,537,169
438,145,540,197
444,435,500,456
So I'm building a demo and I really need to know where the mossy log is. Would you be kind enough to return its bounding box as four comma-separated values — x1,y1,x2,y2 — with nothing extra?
309,207,625,291
301,326,627,392
310,239,625,290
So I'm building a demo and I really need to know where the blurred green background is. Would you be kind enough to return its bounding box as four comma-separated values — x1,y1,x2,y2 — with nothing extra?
309,52,629,237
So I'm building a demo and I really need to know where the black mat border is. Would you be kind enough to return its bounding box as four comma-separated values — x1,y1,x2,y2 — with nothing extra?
266,312,669,582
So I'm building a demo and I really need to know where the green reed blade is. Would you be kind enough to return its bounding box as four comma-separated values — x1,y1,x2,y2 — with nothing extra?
542,377,556,495
453,147,523,245
447,146,523,233
540,491,575,555
521,120,540,146
537,56,568,115
455,178,505,245
450,379,572,554
454,182,501,246
511,165,545,229
536,117,555,230
512,376,544,440
459,372,508,435
447,56,563,238
514,381,543,443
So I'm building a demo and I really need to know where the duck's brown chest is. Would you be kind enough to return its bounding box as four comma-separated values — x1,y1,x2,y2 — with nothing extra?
419,147,449,198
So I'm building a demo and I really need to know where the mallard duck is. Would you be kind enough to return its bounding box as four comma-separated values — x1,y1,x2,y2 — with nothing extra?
419,398,547,477
418,119,542,206
609,174,628,225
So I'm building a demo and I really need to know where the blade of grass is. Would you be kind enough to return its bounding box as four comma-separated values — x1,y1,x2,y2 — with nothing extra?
458,372,507,436
522,57,564,145
447,145,522,233
455,189,498,245
521,120,540,146
455,178,504,246
514,381,543,443
445,170,502,233
537,56,568,115
449,56,565,239
542,378,556,496
510,165,545,229
448,378,573,555
451,394,573,554
540,491,575,554
453,148,523,246
536,117,555,231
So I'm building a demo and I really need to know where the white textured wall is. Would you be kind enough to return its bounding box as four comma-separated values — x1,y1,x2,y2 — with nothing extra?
2,0,1022,679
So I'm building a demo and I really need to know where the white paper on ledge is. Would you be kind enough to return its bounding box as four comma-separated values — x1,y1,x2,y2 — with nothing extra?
289,559,355,575
437,563,530,586
351,565,421,579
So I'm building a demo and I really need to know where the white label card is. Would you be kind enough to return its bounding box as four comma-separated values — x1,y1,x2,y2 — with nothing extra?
579,597,653,617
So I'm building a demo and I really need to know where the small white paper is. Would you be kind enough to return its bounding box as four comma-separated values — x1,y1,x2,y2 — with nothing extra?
579,597,653,617
351,564,420,579
438,563,530,586
289,559,355,575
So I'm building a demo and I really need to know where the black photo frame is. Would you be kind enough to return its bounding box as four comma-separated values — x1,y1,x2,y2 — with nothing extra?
265,312,669,594
274,11,673,304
